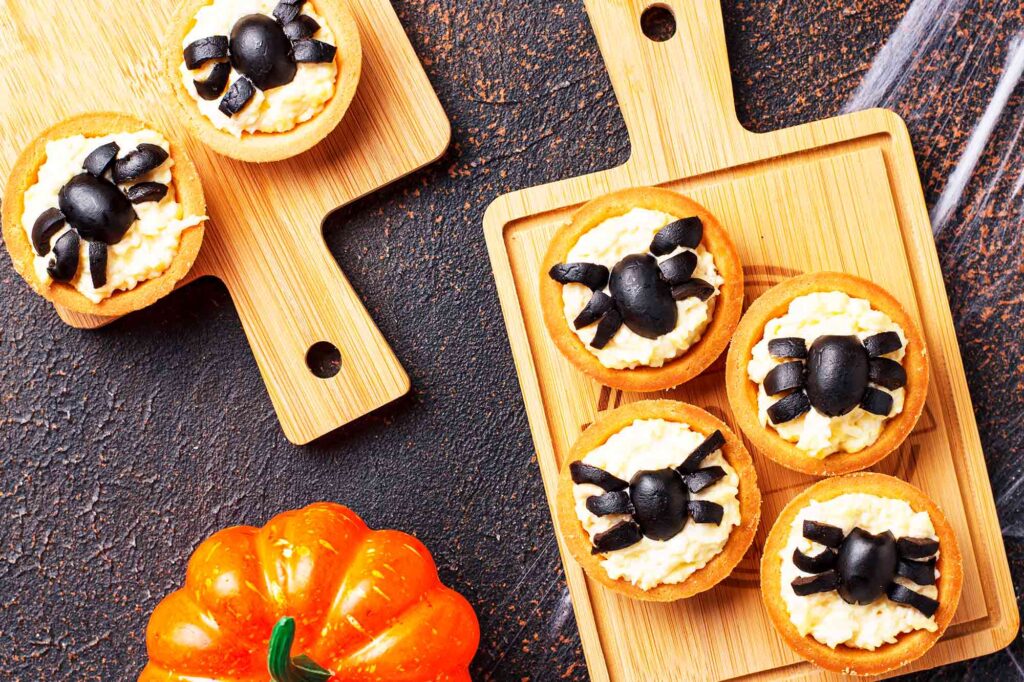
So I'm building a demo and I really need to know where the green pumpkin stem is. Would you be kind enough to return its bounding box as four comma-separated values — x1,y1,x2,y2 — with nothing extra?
268,617,332,682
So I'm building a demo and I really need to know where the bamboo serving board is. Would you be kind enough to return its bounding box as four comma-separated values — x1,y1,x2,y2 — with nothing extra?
483,1,1018,679
0,0,451,444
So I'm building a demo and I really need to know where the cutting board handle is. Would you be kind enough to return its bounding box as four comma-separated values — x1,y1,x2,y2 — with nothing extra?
216,231,410,445
584,0,748,175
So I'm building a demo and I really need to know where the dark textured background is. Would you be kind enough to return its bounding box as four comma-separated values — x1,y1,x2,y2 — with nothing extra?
2,0,1022,679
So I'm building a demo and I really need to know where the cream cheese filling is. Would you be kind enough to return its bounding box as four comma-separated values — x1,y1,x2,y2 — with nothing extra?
780,493,939,650
747,291,907,459
573,418,740,590
20,131,205,303
181,0,338,137
561,208,723,369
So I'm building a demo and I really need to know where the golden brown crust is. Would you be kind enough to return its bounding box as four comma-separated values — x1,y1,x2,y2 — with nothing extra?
760,473,963,676
724,272,929,476
555,399,761,601
540,187,744,392
1,112,206,316
163,0,362,162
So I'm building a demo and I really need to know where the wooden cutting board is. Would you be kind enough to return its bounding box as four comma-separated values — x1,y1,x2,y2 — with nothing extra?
0,0,450,444
483,1,1018,679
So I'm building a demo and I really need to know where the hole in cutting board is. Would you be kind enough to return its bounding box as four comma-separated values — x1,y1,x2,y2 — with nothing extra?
641,5,676,42
306,341,342,378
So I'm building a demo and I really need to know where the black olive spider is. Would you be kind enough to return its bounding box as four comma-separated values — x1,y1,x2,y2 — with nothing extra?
791,520,939,616
31,141,170,288
183,0,337,117
570,429,729,553
762,332,907,424
549,216,716,349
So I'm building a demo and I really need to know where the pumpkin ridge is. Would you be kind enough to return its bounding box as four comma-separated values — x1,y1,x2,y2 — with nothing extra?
314,531,442,663
183,526,275,656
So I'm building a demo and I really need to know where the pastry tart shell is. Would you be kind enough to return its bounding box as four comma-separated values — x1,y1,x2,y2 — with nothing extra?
725,271,929,476
540,187,744,392
760,473,963,676
164,0,362,162
555,399,761,601
1,112,206,316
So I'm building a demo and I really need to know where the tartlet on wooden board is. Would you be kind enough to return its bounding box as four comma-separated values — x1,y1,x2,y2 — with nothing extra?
163,0,362,162
1,111,206,316
725,271,929,476
540,187,744,392
555,399,760,601
760,473,963,675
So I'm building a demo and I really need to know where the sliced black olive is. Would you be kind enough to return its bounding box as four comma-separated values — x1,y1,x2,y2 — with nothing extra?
682,466,725,493
573,291,614,329
590,308,622,349
802,520,844,547
763,361,806,396
860,387,893,416
791,571,839,596
864,331,903,357
657,250,696,285
897,537,939,559
292,39,337,63
58,173,137,244
82,142,120,177
670,278,715,302
836,528,897,605
678,429,725,472
46,230,80,282
897,558,936,585
569,461,627,491
183,35,229,69
610,254,677,338
630,469,689,540
126,182,168,204
548,262,609,290
793,547,837,573
31,208,66,255
272,0,305,24
112,144,169,185
767,391,810,424
88,241,107,289
219,76,257,116
650,216,702,255
805,335,869,417
768,337,807,359
586,490,632,517
688,500,724,524
194,61,231,100
869,357,907,390
886,583,939,617
231,14,297,90
591,520,642,554
283,15,321,40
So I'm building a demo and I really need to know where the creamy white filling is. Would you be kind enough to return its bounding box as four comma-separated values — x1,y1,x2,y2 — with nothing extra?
747,291,907,459
20,131,205,303
561,208,723,369
181,0,338,137
573,418,740,590
780,493,939,650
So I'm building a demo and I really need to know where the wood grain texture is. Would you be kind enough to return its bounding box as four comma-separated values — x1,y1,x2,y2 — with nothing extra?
482,0,1019,680
0,0,450,444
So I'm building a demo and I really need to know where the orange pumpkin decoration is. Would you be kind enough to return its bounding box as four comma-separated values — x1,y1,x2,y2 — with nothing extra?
140,503,479,681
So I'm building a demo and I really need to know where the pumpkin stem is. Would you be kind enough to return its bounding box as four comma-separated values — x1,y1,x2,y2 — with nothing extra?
268,617,332,682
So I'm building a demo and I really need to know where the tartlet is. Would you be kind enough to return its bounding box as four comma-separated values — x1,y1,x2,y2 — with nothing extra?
540,187,744,392
1,112,206,316
555,399,760,601
761,473,962,675
164,0,362,162
725,272,928,476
